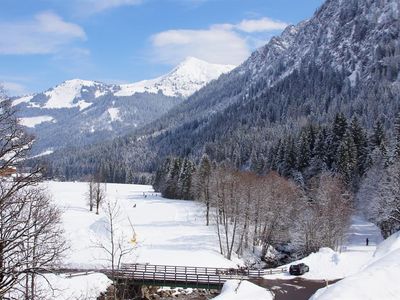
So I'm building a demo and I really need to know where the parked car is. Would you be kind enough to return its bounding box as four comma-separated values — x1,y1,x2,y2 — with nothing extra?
289,263,310,275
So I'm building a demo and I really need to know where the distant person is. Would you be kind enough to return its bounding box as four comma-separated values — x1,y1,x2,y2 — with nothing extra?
366,238,369,246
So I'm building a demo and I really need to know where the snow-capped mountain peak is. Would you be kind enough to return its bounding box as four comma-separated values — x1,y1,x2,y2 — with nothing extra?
115,57,236,98
11,57,236,155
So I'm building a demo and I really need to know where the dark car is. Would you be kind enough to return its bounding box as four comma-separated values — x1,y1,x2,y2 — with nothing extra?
289,263,310,275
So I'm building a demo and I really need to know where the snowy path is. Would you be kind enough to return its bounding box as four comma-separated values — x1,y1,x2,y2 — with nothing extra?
263,215,383,281
344,215,383,249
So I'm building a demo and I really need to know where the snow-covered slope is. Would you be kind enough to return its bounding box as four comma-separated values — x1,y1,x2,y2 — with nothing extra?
43,79,106,110
17,79,115,111
115,57,235,98
310,231,400,300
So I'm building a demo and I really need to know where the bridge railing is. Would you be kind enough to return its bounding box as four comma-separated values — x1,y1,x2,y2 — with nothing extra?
120,263,287,277
49,263,287,288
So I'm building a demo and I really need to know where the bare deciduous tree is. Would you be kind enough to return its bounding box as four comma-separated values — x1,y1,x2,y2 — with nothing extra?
94,181,105,215
86,177,95,212
0,97,67,299
94,199,136,299
291,173,352,254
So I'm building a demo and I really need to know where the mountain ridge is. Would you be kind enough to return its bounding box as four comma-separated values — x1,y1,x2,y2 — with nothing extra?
13,57,235,109
12,57,234,155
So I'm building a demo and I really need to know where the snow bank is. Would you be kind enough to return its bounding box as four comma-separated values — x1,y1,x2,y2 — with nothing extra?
212,280,273,300
7,273,111,300
310,231,400,300
263,246,373,281
40,273,111,300
372,231,400,260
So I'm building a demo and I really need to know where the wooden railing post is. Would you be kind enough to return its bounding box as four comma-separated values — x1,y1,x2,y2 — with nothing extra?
164,271,166,286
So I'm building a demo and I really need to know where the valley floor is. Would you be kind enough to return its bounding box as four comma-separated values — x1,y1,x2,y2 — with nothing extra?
36,181,241,299
34,181,399,299
46,181,240,269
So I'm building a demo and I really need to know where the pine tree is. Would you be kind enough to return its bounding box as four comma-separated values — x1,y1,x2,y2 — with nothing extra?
308,127,329,178
370,119,388,168
153,157,172,192
297,130,312,173
178,159,195,200
193,154,213,225
350,117,369,186
164,158,182,199
336,130,357,185
394,112,400,159
282,136,296,177
327,113,348,169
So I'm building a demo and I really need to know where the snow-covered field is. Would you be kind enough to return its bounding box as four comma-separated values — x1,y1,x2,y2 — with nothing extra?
38,181,242,299
45,181,239,268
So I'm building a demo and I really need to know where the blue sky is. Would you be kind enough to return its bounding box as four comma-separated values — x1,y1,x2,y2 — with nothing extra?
0,0,324,95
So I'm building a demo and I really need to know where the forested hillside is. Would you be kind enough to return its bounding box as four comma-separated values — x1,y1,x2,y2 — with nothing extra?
41,0,399,186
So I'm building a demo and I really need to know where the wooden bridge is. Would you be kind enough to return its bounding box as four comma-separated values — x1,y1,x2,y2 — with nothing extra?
54,263,287,289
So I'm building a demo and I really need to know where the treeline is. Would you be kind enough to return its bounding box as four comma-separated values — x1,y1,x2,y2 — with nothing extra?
357,116,400,238
263,113,379,190
154,155,352,260
266,112,400,237
153,157,195,200
154,112,400,256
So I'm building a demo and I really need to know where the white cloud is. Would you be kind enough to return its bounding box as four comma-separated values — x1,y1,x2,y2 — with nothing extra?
0,12,86,55
236,17,288,32
150,17,289,66
76,0,143,14
151,28,249,66
1,81,29,96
